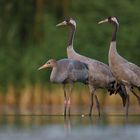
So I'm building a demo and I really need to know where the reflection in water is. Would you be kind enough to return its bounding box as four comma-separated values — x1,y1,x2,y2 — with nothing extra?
64,116,71,134
0,115,140,140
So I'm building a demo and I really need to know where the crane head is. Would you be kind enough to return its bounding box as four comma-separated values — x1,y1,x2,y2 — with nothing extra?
56,18,76,27
98,16,119,27
38,59,57,70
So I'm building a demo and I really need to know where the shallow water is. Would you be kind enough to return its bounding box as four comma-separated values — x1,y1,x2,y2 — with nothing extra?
0,115,140,140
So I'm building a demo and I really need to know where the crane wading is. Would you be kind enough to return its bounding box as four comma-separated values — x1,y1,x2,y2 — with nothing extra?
38,59,89,116
98,16,140,115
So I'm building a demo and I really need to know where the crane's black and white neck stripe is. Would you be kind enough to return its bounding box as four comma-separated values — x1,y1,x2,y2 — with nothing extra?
56,18,76,48
98,16,119,42
108,17,119,42
67,19,76,48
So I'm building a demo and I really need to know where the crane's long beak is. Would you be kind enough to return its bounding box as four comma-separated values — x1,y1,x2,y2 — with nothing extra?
56,21,67,27
38,64,47,70
98,18,108,24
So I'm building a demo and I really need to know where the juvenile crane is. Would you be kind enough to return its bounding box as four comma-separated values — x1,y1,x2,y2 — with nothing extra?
56,18,127,116
38,58,89,116
98,16,140,115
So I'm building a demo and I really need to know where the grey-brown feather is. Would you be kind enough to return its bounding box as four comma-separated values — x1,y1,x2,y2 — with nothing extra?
67,47,115,89
50,59,89,84
109,42,140,88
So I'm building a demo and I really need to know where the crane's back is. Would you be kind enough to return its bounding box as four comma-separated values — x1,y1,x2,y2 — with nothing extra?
50,59,89,84
67,48,115,88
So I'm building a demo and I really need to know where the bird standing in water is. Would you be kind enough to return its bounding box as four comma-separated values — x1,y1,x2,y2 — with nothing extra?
38,58,89,116
98,16,140,115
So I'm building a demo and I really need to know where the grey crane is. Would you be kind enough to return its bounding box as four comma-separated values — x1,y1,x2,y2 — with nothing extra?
98,16,140,115
56,18,127,116
38,58,89,116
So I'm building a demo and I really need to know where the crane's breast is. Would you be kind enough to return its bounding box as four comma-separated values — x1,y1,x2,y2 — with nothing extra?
50,67,67,83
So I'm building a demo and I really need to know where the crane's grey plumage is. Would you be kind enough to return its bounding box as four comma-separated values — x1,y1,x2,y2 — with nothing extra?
38,58,89,116
98,16,140,115
56,18,127,116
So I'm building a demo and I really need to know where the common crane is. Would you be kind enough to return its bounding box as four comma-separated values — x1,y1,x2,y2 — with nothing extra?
38,58,89,116
98,16,140,115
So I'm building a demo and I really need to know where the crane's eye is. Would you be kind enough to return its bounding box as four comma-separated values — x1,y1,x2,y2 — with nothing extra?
47,62,50,64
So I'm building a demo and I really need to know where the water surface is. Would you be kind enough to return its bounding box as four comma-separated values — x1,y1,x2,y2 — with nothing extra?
0,115,140,140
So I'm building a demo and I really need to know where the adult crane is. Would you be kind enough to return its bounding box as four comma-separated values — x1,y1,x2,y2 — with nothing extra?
56,18,127,116
38,58,89,116
98,16,140,115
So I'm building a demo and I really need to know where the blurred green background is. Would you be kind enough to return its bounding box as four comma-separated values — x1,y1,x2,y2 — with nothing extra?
0,0,139,114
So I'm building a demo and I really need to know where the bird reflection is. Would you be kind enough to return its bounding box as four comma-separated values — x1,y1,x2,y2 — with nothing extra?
63,114,102,134
64,116,71,134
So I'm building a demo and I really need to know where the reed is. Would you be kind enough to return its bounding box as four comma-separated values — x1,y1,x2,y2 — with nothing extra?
0,84,139,115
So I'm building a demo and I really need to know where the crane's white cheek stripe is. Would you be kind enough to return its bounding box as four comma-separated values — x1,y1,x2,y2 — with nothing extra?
70,19,76,27
112,17,119,26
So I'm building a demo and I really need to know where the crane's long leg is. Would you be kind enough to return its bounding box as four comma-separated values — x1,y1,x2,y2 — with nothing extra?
63,84,67,116
131,89,140,106
89,93,94,116
88,85,96,116
95,95,100,117
126,94,130,116
68,83,74,116
125,86,130,116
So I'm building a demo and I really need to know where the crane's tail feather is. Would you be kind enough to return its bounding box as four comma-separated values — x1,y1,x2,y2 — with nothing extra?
108,82,127,107
116,84,127,107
